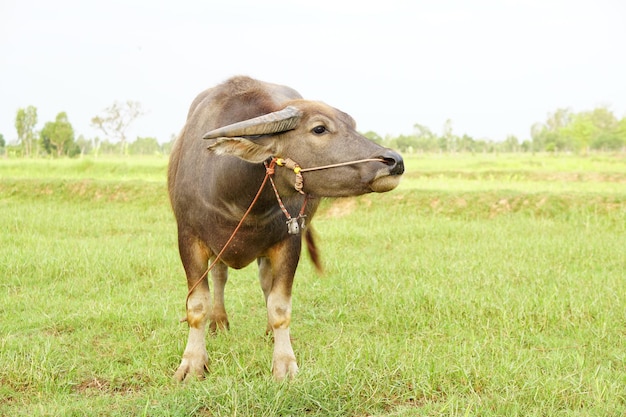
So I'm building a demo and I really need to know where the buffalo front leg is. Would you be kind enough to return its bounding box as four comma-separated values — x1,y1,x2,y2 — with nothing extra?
174,237,210,381
264,239,301,379
268,290,297,379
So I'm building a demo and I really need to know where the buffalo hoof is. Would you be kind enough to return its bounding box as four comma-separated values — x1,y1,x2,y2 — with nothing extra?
209,316,230,333
173,351,208,382
272,353,298,380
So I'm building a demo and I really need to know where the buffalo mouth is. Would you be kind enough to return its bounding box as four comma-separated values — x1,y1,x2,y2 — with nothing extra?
370,173,401,193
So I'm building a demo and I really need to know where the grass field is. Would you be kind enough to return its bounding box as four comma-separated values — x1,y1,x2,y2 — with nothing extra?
1,153,625,416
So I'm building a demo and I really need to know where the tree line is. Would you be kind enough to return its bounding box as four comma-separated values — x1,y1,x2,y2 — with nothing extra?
2,101,174,158
367,106,626,154
1,103,625,158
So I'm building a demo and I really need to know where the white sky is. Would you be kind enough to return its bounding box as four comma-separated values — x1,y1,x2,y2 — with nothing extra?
1,0,625,144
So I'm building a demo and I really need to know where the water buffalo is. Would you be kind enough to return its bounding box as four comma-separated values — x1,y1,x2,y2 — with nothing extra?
168,76,404,380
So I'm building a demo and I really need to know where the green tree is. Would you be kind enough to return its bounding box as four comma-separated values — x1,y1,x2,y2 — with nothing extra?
587,107,620,152
501,135,520,152
458,134,477,153
98,139,121,155
612,117,626,151
558,107,618,154
439,119,458,152
40,112,77,157
129,136,160,155
560,112,596,154
75,135,92,156
588,112,625,151
15,106,38,157
412,123,438,152
394,134,418,153
91,100,144,155
531,108,573,152
530,122,547,152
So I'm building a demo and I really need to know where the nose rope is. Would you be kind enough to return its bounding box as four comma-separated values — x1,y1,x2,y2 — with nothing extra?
275,157,385,194
299,158,386,172
276,157,385,172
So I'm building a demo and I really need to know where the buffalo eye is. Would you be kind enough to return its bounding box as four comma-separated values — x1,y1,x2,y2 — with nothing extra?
312,125,327,135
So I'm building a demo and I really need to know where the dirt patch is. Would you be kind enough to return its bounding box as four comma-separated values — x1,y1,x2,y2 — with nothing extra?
324,198,357,218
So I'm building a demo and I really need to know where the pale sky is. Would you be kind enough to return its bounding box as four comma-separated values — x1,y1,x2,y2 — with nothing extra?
1,0,625,144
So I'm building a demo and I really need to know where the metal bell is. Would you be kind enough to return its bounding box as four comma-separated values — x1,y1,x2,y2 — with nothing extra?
286,218,300,235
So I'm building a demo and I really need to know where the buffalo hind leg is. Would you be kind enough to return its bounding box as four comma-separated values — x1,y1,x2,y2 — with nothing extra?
258,257,273,335
209,260,229,332
174,237,210,381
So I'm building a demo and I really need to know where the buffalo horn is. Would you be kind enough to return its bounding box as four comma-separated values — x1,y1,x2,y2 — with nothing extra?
202,106,302,139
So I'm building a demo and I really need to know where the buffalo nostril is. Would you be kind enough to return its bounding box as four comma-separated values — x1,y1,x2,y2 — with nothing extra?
379,151,404,176
391,158,404,175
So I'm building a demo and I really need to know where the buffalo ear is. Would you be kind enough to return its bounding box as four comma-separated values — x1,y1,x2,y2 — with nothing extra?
207,137,274,163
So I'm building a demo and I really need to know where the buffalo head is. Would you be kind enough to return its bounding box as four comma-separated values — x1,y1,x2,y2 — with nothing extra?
202,101,404,197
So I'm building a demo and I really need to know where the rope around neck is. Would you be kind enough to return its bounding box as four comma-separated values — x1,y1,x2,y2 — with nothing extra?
266,159,309,235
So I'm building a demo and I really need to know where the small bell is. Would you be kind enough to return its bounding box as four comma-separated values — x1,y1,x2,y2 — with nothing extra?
286,218,300,235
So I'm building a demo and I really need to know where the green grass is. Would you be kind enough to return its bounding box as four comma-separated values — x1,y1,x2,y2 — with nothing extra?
1,154,625,416
0,155,168,182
